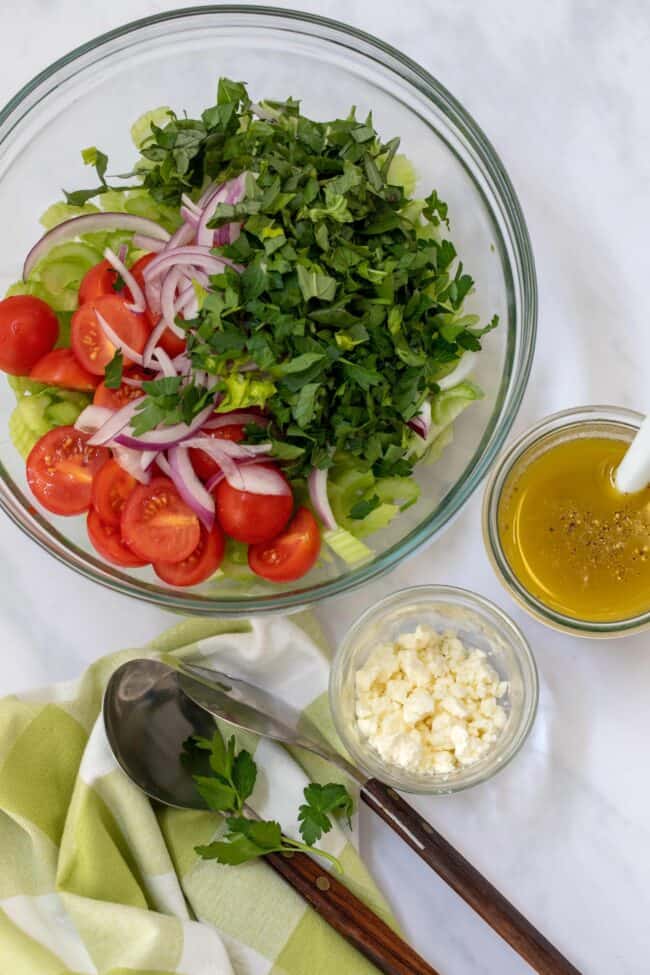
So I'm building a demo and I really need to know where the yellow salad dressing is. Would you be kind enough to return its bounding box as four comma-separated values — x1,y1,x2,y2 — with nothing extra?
498,437,650,622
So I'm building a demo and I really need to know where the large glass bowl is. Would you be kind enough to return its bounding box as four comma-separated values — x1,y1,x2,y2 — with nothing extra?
0,7,536,615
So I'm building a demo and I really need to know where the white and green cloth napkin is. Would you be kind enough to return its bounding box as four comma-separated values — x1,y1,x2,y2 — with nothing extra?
0,613,394,975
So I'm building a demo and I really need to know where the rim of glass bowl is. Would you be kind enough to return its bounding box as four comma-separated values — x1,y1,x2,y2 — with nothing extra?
329,585,539,794
0,6,537,616
483,405,650,637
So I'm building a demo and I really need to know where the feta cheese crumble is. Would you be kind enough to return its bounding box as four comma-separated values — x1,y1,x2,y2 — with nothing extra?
354,625,508,775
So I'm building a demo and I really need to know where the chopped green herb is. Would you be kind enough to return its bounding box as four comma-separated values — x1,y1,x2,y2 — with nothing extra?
103,350,124,390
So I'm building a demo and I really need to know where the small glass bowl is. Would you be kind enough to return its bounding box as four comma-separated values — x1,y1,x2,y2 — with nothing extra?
329,585,538,794
483,405,650,638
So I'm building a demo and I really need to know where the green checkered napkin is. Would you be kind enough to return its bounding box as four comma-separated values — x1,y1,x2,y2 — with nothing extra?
0,613,394,975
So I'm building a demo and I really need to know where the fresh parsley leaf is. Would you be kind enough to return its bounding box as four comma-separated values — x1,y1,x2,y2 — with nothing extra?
104,350,123,389
296,265,337,303
298,783,355,845
193,776,240,813
231,750,257,804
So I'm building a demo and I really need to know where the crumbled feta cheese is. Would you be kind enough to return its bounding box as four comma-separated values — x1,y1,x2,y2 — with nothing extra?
354,625,509,775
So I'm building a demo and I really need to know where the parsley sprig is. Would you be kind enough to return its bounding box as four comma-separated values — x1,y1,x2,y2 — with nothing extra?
183,731,354,872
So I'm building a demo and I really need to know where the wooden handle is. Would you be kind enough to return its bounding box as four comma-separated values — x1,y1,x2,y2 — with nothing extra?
264,848,439,975
361,779,582,975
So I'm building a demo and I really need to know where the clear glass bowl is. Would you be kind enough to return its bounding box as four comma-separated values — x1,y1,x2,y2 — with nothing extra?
329,586,538,794
0,7,536,615
483,405,650,637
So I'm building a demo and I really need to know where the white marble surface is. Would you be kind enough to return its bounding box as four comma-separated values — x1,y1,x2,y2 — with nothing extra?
2,1,649,973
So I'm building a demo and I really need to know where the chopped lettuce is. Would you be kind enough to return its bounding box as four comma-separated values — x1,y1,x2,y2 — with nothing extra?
408,381,482,462
215,372,276,413
328,466,419,540
388,153,417,197
130,106,173,151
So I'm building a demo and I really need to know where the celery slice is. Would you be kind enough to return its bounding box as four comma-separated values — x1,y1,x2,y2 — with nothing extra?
323,528,373,565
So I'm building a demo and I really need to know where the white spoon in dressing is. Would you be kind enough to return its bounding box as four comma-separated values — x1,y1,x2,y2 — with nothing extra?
615,414,650,494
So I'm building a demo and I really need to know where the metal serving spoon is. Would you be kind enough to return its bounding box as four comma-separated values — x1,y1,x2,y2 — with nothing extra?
103,658,439,975
175,660,582,975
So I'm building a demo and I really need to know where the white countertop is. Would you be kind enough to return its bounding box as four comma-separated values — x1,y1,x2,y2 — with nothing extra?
2,2,649,973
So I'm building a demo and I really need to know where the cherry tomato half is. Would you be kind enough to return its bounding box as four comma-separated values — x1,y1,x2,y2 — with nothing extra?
78,260,119,305
87,508,148,568
91,458,139,528
0,295,59,376
130,253,186,357
190,424,245,482
93,368,148,410
214,466,293,544
71,294,150,376
248,507,321,582
154,521,225,587
30,348,98,392
121,476,201,563
26,426,109,516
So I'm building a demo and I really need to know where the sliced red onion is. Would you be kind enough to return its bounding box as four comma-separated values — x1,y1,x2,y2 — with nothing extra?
104,247,146,313
180,207,200,228
88,399,141,446
183,437,272,460
122,375,145,388
181,194,201,215
156,453,172,477
197,175,246,248
228,463,290,497
204,410,268,430
308,467,337,531
141,450,158,470
166,221,196,250
408,400,432,440
24,213,170,279
75,405,114,435
115,403,216,450
160,266,184,329
96,310,144,366
173,353,192,374
117,243,128,263
213,222,241,248
152,346,177,378
143,246,240,280
436,351,478,391
145,275,162,317
169,445,215,529
143,317,167,368
132,233,166,253
198,180,220,208
111,444,151,485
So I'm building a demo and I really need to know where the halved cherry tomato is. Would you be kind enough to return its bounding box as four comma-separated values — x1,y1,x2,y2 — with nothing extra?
130,253,186,357
91,458,139,528
121,476,201,563
190,424,245,481
0,295,59,376
248,507,320,582
78,260,118,305
214,465,293,544
71,294,150,376
87,508,148,567
93,368,148,410
26,426,109,516
154,521,225,586
30,348,98,392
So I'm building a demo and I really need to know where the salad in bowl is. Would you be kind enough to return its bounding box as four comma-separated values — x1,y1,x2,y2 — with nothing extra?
0,78,495,589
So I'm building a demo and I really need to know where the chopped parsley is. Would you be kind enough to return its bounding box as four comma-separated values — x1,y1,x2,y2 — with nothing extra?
83,78,497,481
